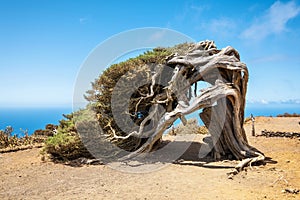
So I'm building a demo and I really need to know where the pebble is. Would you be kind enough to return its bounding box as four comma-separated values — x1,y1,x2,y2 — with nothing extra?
282,188,299,194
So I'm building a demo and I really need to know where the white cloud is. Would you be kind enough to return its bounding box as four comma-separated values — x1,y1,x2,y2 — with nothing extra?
279,99,300,104
209,18,236,34
261,99,269,104
174,3,210,25
190,5,210,13
79,17,88,24
247,99,269,105
250,54,286,63
241,1,300,40
247,98,300,105
198,17,236,38
147,30,167,43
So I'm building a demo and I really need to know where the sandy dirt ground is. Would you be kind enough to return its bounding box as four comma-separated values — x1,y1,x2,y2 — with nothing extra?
0,117,300,200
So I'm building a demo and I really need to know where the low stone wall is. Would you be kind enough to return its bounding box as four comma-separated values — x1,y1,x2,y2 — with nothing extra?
258,130,300,139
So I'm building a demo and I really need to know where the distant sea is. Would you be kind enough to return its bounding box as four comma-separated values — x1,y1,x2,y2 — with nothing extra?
0,104,299,136
0,107,72,137
245,103,300,117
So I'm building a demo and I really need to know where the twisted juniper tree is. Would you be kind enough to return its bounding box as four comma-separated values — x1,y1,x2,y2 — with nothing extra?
83,40,264,170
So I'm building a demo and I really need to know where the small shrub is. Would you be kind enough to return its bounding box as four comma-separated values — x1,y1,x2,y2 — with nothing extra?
0,126,46,150
34,124,58,137
168,119,208,135
277,112,300,117
244,117,252,124
43,108,94,161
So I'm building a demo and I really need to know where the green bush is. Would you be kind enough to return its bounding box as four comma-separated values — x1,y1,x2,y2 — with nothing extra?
34,124,58,137
43,43,194,161
43,108,94,161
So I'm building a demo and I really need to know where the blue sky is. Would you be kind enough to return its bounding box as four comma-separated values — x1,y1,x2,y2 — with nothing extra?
0,0,300,107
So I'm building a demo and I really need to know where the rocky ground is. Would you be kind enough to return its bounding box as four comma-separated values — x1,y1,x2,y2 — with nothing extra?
0,117,299,199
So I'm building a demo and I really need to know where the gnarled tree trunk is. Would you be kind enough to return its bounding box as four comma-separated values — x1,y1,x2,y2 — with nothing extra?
92,41,264,170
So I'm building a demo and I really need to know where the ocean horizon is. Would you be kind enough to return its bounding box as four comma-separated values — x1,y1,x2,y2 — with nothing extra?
0,103,299,136
0,107,72,137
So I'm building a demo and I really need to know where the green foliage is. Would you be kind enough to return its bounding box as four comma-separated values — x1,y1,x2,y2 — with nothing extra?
43,43,194,160
34,124,58,137
84,47,176,151
44,130,89,161
43,108,94,161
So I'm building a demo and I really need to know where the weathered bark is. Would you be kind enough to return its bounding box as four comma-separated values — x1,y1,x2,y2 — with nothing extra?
109,40,264,169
